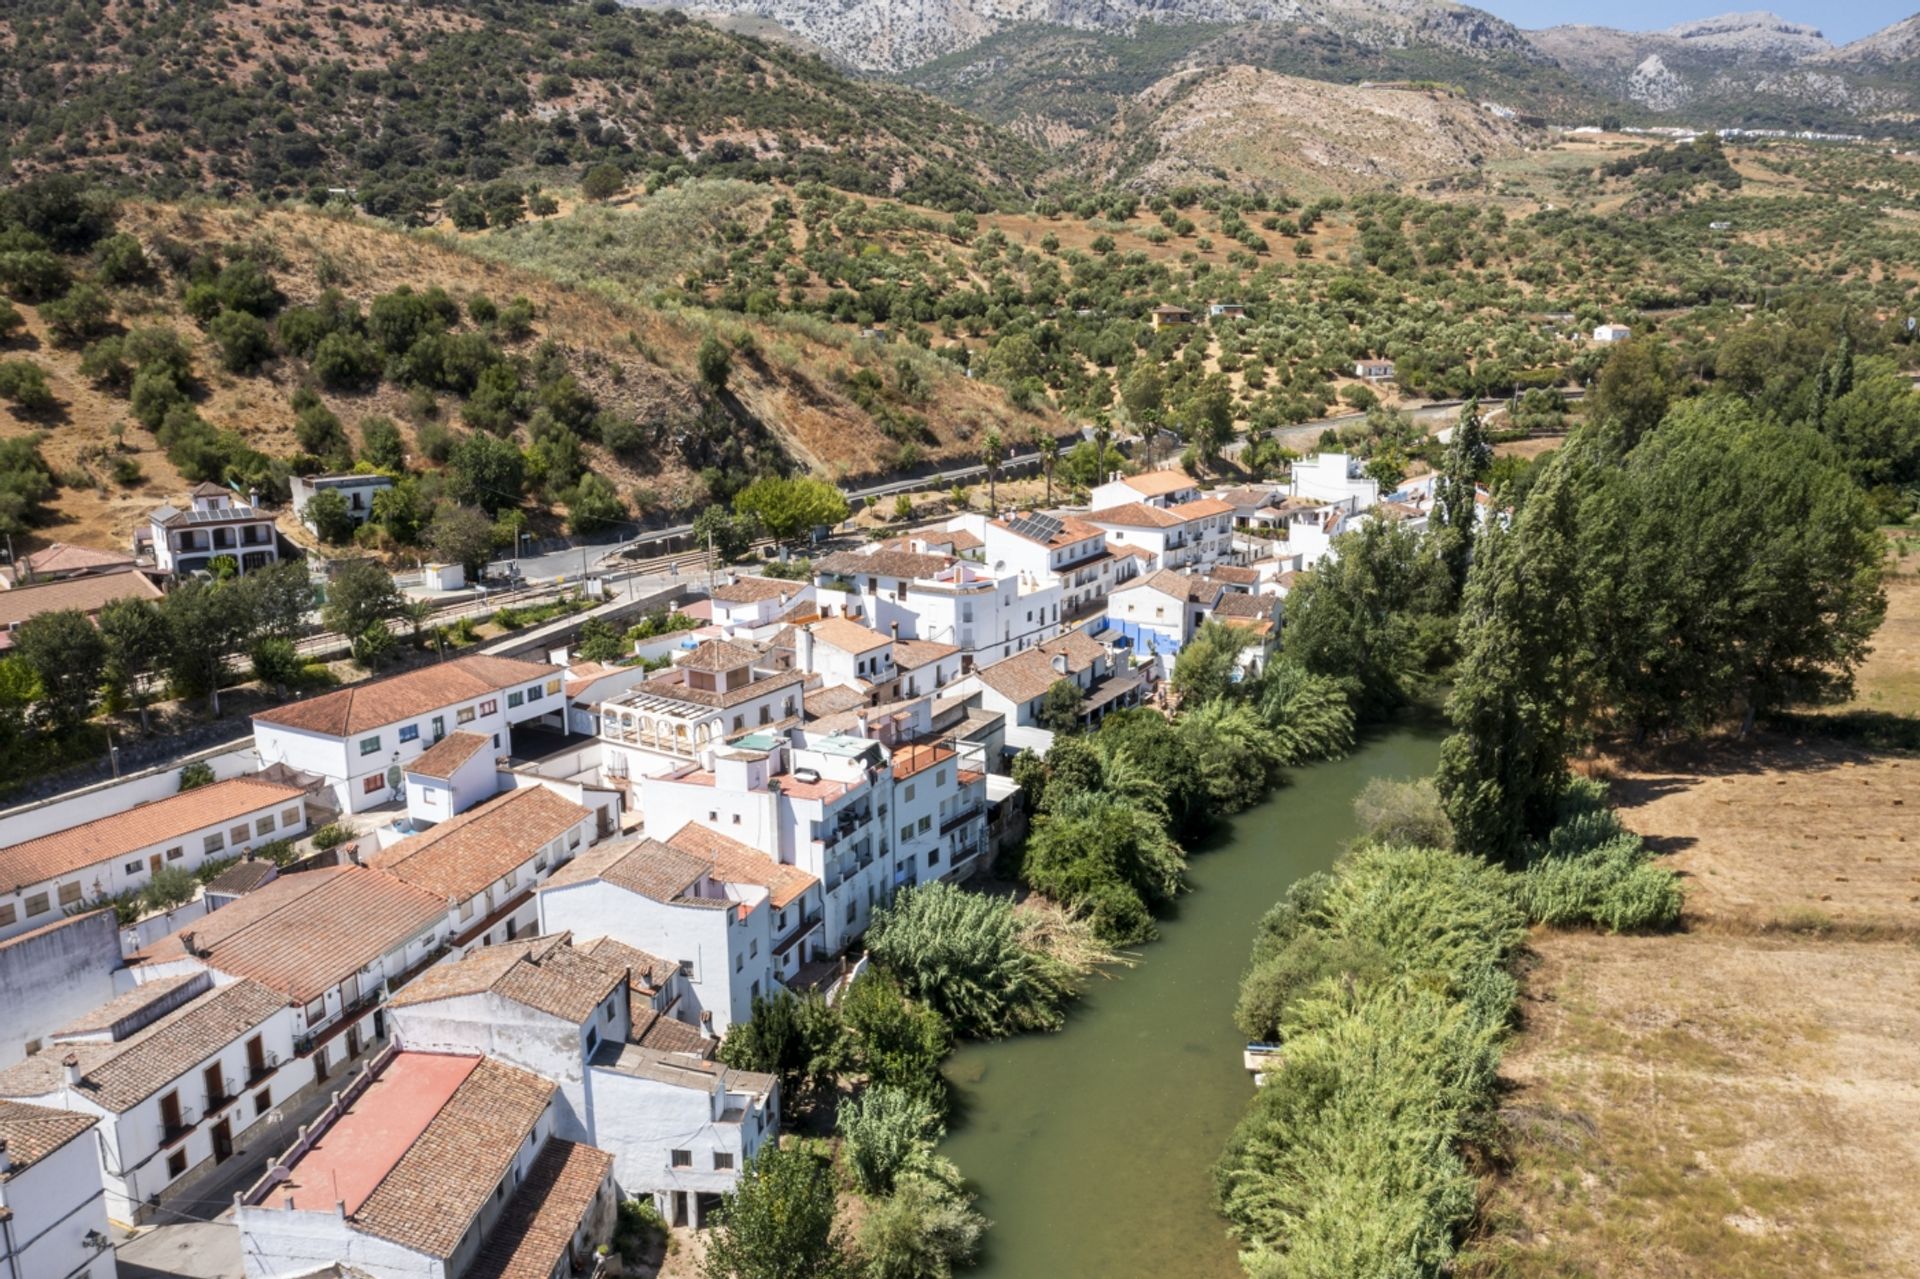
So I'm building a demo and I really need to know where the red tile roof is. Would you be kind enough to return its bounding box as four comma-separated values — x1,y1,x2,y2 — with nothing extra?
1169,497,1237,519
1088,502,1183,529
465,1139,612,1279
388,935,624,1024
2,542,135,584
808,617,890,655
1116,470,1196,498
130,866,446,1003
253,656,553,737
402,732,492,781
666,823,816,910
0,569,162,648
0,777,305,894
370,787,589,901
0,1101,96,1178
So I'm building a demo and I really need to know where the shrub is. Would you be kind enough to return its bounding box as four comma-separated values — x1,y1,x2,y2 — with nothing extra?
867,883,1078,1039
838,1084,944,1196
856,1174,987,1279
310,823,350,851
0,360,55,413
210,309,273,372
177,761,215,791
1353,777,1452,849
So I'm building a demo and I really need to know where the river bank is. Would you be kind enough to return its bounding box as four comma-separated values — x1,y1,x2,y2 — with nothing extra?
940,726,1444,1278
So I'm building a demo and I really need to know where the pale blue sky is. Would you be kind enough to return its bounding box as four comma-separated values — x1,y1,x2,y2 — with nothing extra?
1475,0,1912,45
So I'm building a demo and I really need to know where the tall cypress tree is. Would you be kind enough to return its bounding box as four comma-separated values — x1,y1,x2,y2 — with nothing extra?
1437,451,1586,865
1433,397,1490,599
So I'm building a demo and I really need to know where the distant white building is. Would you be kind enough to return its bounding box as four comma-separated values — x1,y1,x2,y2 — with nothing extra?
1088,469,1201,513
1085,498,1234,574
1288,453,1380,511
1593,323,1632,344
0,1099,114,1279
144,484,279,577
289,473,393,534
981,512,1139,625
968,630,1142,737
811,548,1063,671
597,640,806,782
1353,358,1396,381
707,575,816,635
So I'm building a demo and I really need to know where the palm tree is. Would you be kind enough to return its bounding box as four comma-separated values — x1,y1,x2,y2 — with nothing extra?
981,428,1004,515
1041,433,1060,507
1092,415,1114,490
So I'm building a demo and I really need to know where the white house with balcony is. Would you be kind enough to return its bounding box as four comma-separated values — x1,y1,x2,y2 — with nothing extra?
0,974,298,1227
144,484,279,577
0,1100,114,1279
1085,498,1234,573
811,548,1062,671
250,655,562,815
289,474,394,534
707,576,816,635
1289,453,1380,511
0,777,308,944
597,641,806,782
124,865,452,1088
981,512,1140,624
538,830,813,1034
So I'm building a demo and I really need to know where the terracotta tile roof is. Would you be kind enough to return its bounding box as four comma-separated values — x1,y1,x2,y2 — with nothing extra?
678,639,761,673
592,1042,774,1097
0,777,305,894
189,482,230,498
1170,497,1237,519
0,569,162,647
665,823,816,910
816,548,953,581
974,633,1106,706
203,859,278,898
370,787,589,901
579,937,679,996
561,662,620,700
0,1100,96,1178
3,542,134,584
891,742,955,782
632,663,803,711
805,685,870,718
51,972,209,1038
351,1057,556,1258
129,866,447,1004
0,980,286,1112
1126,569,1224,606
631,1010,712,1056
890,638,959,671
541,839,715,905
808,617,891,655
1207,564,1261,585
710,576,805,605
1214,592,1279,620
403,731,492,781
252,656,553,737
388,935,624,1025
1088,502,1183,529
1116,469,1196,498
465,1139,612,1279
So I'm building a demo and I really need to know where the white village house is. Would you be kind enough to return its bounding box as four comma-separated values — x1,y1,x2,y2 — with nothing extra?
0,1100,115,1279
144,484,280,577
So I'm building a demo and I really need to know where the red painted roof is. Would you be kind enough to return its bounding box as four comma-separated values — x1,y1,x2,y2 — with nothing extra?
282,1052,481,1214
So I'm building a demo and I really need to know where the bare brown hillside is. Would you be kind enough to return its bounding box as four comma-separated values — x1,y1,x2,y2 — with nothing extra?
1094,67,1538,196
0,201,1064,555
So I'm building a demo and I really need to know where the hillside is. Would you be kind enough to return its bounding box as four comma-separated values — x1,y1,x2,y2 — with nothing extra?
903,21,1604,148
1091,67,1537,195
630,0,1542,75
0,192,1066,554
0,0,1047,212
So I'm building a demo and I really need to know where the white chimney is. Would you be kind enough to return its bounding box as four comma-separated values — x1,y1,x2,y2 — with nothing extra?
797,626,815,674
1050,653,1069,675
63,1052,82,1086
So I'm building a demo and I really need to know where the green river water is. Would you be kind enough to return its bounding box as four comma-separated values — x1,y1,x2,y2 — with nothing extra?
941,726,1443,1278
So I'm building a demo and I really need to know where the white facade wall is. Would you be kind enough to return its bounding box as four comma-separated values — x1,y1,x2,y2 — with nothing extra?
387,990,628,1146
894,652,962,701
0,1126,114,1279
587,1070,773,1215
0,912,123,1068
537,883,769,1034
253,674,562,816
1290,454,1380,510
1,799,307,945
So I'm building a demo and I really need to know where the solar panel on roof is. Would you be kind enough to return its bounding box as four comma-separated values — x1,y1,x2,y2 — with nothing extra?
1008,512,1063,543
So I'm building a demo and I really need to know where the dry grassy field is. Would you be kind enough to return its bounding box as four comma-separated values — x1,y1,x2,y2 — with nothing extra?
1469,580,1920,1278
